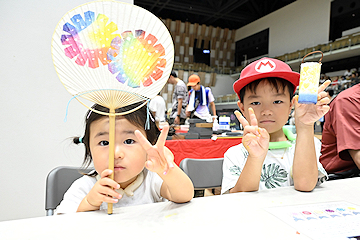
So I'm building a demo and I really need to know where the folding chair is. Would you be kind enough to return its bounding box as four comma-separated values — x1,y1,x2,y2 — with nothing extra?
45,166,93,216
179,158,224,197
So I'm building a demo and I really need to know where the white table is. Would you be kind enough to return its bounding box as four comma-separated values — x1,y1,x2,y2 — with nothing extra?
1,177,360,240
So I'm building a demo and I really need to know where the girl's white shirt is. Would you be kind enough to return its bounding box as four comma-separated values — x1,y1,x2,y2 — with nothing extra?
55,169,166,214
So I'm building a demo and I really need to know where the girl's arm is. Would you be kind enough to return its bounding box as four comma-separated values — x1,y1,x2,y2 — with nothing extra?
135,124,194,203
158,162,194,203
77,169,121,212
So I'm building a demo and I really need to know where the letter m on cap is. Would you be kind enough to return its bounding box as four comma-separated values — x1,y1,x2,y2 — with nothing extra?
255,59,276,73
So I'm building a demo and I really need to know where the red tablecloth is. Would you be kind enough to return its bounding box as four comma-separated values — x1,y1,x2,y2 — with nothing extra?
165,138,242,166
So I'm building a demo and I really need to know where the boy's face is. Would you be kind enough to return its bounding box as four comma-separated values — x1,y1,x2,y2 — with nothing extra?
238,80,293,135
191,83,201,91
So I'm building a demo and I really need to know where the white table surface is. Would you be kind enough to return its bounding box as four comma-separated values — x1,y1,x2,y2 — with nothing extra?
1,177,359,240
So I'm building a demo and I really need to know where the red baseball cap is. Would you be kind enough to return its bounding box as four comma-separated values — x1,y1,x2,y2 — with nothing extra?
233,57,300,99
187,74,200,86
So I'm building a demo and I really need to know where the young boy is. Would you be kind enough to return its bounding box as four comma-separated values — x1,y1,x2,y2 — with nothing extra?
221,57,331,194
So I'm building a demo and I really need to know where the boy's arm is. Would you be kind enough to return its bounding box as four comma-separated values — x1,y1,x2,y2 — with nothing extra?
209,101,216,116
292,124,318,191
292,80,331,191
230,109,269,192
230,155,265,192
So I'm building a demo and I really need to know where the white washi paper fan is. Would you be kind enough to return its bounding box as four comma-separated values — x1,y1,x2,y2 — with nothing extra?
52,0,173,113
51,0,174,214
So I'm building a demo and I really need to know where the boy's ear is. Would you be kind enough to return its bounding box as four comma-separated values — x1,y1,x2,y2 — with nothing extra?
289,96,295,114
237,100,245,115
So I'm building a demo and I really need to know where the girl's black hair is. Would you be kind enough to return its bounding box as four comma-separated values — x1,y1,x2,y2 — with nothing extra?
239,77,294,103
73,101,160,170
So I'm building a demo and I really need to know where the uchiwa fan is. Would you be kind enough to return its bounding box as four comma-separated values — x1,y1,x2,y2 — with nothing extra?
51,0,174,214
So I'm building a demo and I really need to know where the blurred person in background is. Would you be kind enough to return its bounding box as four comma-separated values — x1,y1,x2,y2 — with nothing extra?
167,71,187,125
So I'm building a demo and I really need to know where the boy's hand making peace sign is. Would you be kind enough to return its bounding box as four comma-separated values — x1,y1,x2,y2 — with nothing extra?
135,124,175,176
235,108,270,159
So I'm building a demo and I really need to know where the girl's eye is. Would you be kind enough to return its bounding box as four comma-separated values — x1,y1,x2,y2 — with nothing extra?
274,100,283,104
100,141,109,146
250,102,260,105
124,139,135,144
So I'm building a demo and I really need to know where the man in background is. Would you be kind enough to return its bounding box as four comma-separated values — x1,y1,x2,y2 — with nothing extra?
167,71,187,125
186,74,216,121
319,89,334,132
320,83,360,179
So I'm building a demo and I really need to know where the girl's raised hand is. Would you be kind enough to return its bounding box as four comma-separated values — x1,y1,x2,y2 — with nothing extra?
294,80,331,126
235,108,269,158
135,123,175,175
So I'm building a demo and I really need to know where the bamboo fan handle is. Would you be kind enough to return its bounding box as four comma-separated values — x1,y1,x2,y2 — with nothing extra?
107,109,116,215
301,50,323,64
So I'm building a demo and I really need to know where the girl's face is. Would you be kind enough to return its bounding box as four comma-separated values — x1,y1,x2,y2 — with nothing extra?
238,81,293,136
89,117,147,188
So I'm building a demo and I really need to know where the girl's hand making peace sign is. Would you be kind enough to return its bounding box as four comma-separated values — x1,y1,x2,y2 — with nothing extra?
135,124,175,175
235,107,270,159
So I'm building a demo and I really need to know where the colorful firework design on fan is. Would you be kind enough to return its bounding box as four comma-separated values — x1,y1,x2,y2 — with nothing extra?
107,30,166,88
61,11,120,69
60,11,166,88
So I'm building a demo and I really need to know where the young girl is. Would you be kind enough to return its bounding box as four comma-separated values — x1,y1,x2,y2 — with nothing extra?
56,102,194,214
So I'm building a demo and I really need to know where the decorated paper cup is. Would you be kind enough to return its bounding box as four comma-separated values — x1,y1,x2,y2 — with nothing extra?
298,62,321,104
298,51,323,104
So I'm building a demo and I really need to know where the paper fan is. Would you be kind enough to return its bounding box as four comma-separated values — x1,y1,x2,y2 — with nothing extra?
51,0,174,214
52,0,174,113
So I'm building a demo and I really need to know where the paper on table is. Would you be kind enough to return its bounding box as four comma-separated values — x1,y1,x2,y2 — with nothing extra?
266,201,360,240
